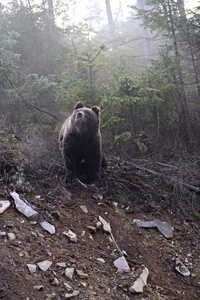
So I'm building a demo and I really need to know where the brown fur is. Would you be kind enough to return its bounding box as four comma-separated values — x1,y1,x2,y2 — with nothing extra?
59,102,107,183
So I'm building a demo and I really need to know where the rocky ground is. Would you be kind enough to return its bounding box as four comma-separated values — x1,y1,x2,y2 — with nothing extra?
1,148,200,300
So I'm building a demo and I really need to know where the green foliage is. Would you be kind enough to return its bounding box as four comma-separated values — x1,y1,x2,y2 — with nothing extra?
0,134,20,146
113,132,132,146
194,212,200,221
0,0,199,156
5,74,59,128
133,138,147,152
115,190,128,205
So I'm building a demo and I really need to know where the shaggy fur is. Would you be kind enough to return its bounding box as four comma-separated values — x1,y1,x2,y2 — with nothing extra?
59,102,107,183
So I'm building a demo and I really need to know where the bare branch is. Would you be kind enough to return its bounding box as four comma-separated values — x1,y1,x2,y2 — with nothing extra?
112,157,200,193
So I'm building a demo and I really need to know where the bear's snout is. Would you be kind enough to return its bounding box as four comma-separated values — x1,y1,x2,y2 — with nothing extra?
77,112,82,119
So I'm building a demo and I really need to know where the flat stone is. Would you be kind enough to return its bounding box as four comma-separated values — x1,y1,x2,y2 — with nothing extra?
0,231,6,237
156,221,174,239
56,262,66,268
80,205,88,213
76,269,88,279
27,264,37,273
63,230,78,243
52,278,59,285
7,232,16,241
63,282,73,292
99,216,111,233
96,221,102,229
64,290,79,299
86,226,96,233
65,267,75,280
129,267,149,293
133,219,174,239
114,256,130,274
37,260,52,271
10,191,38,218
0,200,11,214
40,221,55,234
175,258,190,276
33,285,43,290
97,258,105,263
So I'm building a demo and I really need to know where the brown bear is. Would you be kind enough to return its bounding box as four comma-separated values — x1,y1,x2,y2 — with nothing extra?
59,102,107,183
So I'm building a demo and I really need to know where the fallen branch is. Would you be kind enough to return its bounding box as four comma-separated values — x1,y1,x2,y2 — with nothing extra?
112,157,200,193
132,158,179,169
114,178,144,191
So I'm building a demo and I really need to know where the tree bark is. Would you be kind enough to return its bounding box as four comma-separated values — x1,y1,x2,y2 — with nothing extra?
105,0,114,32
136,0,151,66
167,0,193,148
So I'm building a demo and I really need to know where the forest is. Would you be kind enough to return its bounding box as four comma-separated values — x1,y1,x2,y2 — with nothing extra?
1,1,200,299
1,0,200,161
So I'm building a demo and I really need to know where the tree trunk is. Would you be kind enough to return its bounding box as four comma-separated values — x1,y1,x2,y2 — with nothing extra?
136,0,151,66
167,0,193,148
27,0,41,76
105,0,114,32
177,0,200,101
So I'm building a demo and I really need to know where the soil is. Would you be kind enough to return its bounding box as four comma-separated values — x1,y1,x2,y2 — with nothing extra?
0,155,200,300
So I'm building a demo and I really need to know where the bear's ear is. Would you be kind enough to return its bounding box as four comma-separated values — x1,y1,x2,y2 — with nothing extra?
92,106,100,117
74,102,84,110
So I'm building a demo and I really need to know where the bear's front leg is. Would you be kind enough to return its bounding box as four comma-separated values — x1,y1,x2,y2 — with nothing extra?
88,171,101,183
64,157,76,183
84,142,101,183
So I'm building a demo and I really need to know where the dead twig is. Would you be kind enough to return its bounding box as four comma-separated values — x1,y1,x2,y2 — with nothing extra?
113,178,144,191
112,157,200,193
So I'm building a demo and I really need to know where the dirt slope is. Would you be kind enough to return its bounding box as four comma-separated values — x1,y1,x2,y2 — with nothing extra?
0,161,200,300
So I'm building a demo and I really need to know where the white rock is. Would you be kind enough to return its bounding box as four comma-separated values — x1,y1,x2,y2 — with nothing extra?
37,260,52,272
64,290,79,299
81,281,87,288
86,226,96,232
52,278,59,285
10,191,38,218
0,231,6,237
81,230,85,237
56,262,66,268
30,220,37,225
7,232,16,241
99,216,111,233
40,221,55,234
89,234,93,240
97,258,105,263
27,264,37,273
33,285,43,290
0,200,10,214
65,268,75,280
76,269,88,279
46,293,56,299
114,256,130,274
63,282,73,292
129,267,149,293
175,258,190,276
96,221,102,229
133,219,174,239
80,205,88,213
63,230,78,243
122,250,128,256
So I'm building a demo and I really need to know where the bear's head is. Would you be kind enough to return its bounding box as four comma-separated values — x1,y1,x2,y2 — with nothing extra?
72,102,100,136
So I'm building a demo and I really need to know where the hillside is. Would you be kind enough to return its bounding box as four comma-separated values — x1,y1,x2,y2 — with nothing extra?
0,146,200,300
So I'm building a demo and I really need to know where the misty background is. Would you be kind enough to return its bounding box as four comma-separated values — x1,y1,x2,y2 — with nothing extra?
0,0,200,159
